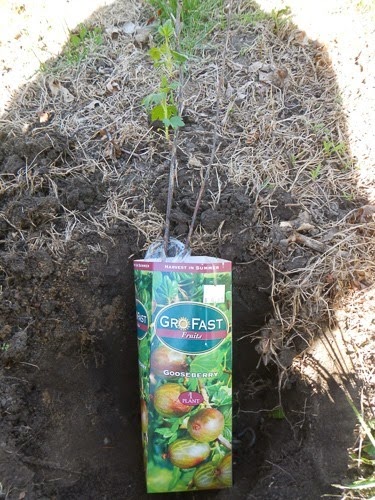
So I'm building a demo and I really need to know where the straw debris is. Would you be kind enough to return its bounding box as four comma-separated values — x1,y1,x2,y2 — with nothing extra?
0,0,373,371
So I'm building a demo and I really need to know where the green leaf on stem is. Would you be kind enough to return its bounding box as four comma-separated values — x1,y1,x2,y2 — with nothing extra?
171,50,188,63
162,118,172,127
169,115,185,129
151,104,167,121
149,46,162,62
143,92,167,108
332,477,375,490
158,19,174,39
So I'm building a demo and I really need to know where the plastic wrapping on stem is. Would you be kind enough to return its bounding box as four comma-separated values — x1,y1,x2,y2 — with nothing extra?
145,237,191,261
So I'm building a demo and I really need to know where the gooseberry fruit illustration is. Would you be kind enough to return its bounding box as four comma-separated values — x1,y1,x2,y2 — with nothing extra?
216,453,232,486
193,463,220,489
168,438,210,469
187,408,224,442
151,345,187,377
153,383,191,418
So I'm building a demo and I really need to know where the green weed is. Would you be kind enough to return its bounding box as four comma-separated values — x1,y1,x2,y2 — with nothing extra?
268,406,286,420
356,0,375,21
310,163,322,180
322,139,346,156
148,0,223,53
143,20,187,139
332,396,375,495
311,122,330,136
260,179,275,191
39,61,49,72
289,152,305,166
270,6,292,33
63,24,103,65
234,8,269,26
1,342,10,352
342,191,355,202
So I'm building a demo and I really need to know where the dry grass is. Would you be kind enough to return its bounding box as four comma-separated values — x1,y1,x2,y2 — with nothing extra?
171,4,374,364
0,1,374,497
0,0,374,385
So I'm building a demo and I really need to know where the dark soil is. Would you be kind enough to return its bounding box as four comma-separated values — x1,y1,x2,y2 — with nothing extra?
0,3,361,499
0,134,356,499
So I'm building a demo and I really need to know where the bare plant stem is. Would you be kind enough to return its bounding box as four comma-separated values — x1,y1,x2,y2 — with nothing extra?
163,0,183,256
185,0,233,251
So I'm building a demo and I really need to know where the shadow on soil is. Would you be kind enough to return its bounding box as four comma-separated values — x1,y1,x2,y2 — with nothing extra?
0,1,364,499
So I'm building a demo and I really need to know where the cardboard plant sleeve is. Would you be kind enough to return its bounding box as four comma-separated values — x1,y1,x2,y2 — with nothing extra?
134,257,232,493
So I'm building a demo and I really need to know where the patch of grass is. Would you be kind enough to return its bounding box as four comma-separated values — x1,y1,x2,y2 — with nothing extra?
332,397,375,496
322,138,346,156
40,23,103,73
234,3,292,35
148,0,223,53
310,163,322,180
269,6,292,33
63,24,103,65
234,6,269,26
342,191,355,201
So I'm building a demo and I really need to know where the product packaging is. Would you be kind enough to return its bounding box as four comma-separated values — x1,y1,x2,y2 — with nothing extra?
134,255,232,493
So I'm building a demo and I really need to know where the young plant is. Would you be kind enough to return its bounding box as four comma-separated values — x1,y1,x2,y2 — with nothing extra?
342,191,355,202
332,396,375,494
148,0,222,53
143,20,187,140
64,24,103,65
1,342,10,352
310,163,322,180
270,7,292,34
322,139,346,156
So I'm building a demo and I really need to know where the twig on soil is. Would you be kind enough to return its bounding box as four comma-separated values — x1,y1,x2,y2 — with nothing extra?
288,232,327,253
265,460,296,482
1,376,30,384
18,362,40,370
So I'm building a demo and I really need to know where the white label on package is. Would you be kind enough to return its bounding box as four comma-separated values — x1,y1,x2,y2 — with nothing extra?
203,284,226,304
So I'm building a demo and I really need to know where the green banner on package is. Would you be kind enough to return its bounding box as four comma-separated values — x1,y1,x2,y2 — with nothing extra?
134,257,232,493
